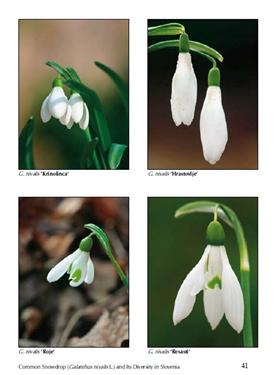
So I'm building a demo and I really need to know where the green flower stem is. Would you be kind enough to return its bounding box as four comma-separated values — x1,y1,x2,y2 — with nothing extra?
191,49,217,67
213,204,219,221
175,200,253,347
220,204,253,347
97,146,108,170
83,128,101,169
84,223,128,289
85,125,108,169
104,245,129,289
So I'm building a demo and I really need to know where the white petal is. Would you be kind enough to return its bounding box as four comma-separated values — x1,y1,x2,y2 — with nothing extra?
59,104,72,126
170,52,197,126
69,93,84,123
220,246,244,333
69,251,89,287
48,87,68,119
207,246,223,277
200,86,228,164
204,288,224,330
47,249,81,283
173,245,210,325
66,118,74,129
40,95,51,123
79,102,89,130
84,257,95,284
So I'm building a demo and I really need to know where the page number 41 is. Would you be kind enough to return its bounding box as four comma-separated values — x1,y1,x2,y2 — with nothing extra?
241,363,248,369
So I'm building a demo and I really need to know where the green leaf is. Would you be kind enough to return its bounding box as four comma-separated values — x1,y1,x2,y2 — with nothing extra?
189,41,223,62
148,23,184,36
174,200,233,227
95,61,128,114
148,39,179,53
19,116,35,169
46,61,72,80
66,67,81,82
84,223,112,253
65,79,112,153
108,143,127,169
84,223,129,288
148,39,224,62
80,137,99,169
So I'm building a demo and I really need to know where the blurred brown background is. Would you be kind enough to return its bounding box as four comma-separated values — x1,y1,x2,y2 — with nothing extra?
19,20,128,169
148,20,258,169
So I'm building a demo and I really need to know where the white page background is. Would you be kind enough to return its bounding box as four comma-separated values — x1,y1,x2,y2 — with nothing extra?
1,0,274,374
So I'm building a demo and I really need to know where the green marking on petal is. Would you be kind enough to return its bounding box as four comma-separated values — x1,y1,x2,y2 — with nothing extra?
207,276,222,289
70,268,82,282
67,263,72,273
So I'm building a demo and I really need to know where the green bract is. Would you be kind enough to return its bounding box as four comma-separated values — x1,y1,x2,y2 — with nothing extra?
148,22,185,36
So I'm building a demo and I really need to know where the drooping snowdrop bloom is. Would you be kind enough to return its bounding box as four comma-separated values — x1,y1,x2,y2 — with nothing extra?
173,220,244,333
170,34,197,126
41,78,68,123
200,67,228,164
60,93,89,130
47,235,94,287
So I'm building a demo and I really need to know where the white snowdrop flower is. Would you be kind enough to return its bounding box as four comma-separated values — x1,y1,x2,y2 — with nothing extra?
59,103,73,128
47,236,94,287
40,78,68,123
63,93,89,130
170,52,197,126
173,220,244,333
200,67,228,164
59,93,89,130
78,102,89,130
70,93,84,123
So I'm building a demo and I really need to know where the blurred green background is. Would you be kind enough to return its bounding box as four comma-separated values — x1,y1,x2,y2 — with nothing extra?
19,20,129,169
148,197,258,347
148,20,258,169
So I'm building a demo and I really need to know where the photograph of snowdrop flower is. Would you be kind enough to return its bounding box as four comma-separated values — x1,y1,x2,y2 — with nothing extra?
19,20,129,169
19,197,129,347
148,197,258,347
148,19,258,169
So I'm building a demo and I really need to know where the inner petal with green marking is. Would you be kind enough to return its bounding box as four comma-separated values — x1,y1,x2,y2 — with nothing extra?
207,275,222,289
70,268,82,282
